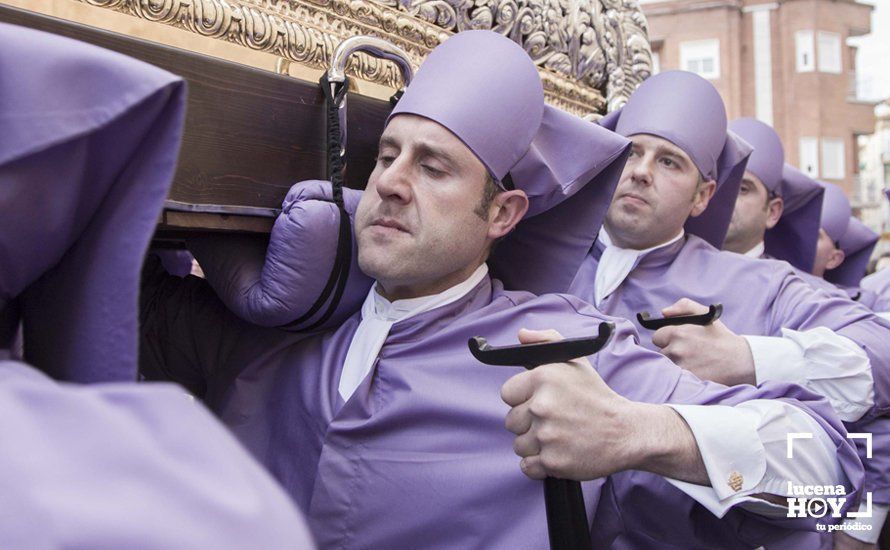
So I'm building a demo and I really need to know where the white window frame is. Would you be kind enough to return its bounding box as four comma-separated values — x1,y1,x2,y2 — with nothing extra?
795,30,815,73
679,39,720,80
800,137,820,178
817,31,842,74
752,9,774,124
821,138,846,180
651,50,661,75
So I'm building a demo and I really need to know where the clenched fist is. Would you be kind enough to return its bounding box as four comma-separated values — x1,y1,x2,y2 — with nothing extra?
499,328,708,485
651,298,756,387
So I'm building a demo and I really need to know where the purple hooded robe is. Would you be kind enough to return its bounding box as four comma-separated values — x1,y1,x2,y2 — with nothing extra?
0,21,315,548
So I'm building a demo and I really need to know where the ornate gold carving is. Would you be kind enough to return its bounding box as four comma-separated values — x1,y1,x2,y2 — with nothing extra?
77,0,652,115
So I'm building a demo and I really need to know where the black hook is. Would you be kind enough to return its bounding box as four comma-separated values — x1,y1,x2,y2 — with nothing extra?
467,322,615,550
468,322,614,369
636,303,723,331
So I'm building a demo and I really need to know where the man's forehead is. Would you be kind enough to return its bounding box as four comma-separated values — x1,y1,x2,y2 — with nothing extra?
383,114,466,152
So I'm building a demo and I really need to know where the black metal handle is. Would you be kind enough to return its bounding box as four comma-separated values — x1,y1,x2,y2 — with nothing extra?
467,322,614,369
545,478,592,550
468,324,615,550
636,303,722,331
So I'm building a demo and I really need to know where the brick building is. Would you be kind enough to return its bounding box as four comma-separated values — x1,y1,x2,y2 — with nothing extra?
640,0,877,198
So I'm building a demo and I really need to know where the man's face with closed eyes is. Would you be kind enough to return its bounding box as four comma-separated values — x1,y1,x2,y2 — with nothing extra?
355,114,526,300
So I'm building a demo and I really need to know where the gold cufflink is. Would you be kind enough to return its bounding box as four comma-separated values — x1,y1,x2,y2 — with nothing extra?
728,471,743,492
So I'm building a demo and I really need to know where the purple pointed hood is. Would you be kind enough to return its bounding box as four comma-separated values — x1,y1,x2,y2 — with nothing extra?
728,118,785,194
762,164,825,272
0,22,185,382
389,30,632,294
598,70,752,248
819,181,852,243
826,217,879,287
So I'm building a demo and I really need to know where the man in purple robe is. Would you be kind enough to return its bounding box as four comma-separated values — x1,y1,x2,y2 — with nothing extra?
722,119,819,272
566,71,890,548
816,182,883,306
720,119,890,547
1,22,316,548
142,32,862,548
721,119,857,306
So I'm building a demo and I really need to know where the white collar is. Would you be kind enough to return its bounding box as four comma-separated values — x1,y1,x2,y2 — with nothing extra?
743,241,766,258
593,227,684,307
338,263,489,402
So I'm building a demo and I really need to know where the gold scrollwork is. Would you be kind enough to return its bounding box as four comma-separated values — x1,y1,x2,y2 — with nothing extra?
75,0,652,115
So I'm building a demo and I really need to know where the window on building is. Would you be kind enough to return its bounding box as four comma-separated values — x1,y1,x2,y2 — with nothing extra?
821,138,846,180
679,40,720,79
651,51,661,74
796,30,815,72
800,137,819,177
817,31,842,74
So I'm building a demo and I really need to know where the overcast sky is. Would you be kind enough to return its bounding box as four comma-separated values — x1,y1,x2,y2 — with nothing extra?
851,0,890,102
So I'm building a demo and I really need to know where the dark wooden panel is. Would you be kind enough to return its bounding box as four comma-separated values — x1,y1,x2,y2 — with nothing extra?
0,4,391,218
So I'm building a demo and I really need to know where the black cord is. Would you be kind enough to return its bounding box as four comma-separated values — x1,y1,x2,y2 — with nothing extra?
278,73,353,331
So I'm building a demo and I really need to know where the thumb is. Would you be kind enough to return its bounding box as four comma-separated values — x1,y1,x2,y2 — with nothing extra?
661,297,708,317
517,328,565,345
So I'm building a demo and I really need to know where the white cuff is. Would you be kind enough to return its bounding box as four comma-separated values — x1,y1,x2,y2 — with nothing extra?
746,334,807,386
878,312,890,322
841,501,889,544
663,400,847,520
664,404,766,517
746,328,873,422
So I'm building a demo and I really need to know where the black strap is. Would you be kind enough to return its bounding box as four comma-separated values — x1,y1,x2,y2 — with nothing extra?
277,74,353,332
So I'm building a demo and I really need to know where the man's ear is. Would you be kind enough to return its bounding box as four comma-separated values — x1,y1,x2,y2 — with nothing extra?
765,197,784,230
826,247,846,271
488,190,529,240
689,179,717,218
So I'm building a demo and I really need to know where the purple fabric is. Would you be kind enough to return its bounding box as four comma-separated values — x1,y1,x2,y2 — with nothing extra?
488,106,630,294
569,235,887,546
189,181,372,329
598,71,752,248
141,270,860,548
0,23,317,548
819,181,852,243
0,360,314,549
0,22,184,383
156,249,195,278
763,165,824,273
728,118,785,194
389,30,542,183
863,268,890,305
826,217,879,288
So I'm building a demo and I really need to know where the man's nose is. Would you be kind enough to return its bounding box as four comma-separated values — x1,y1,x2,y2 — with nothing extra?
628,154,654,185
373,157,412,204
